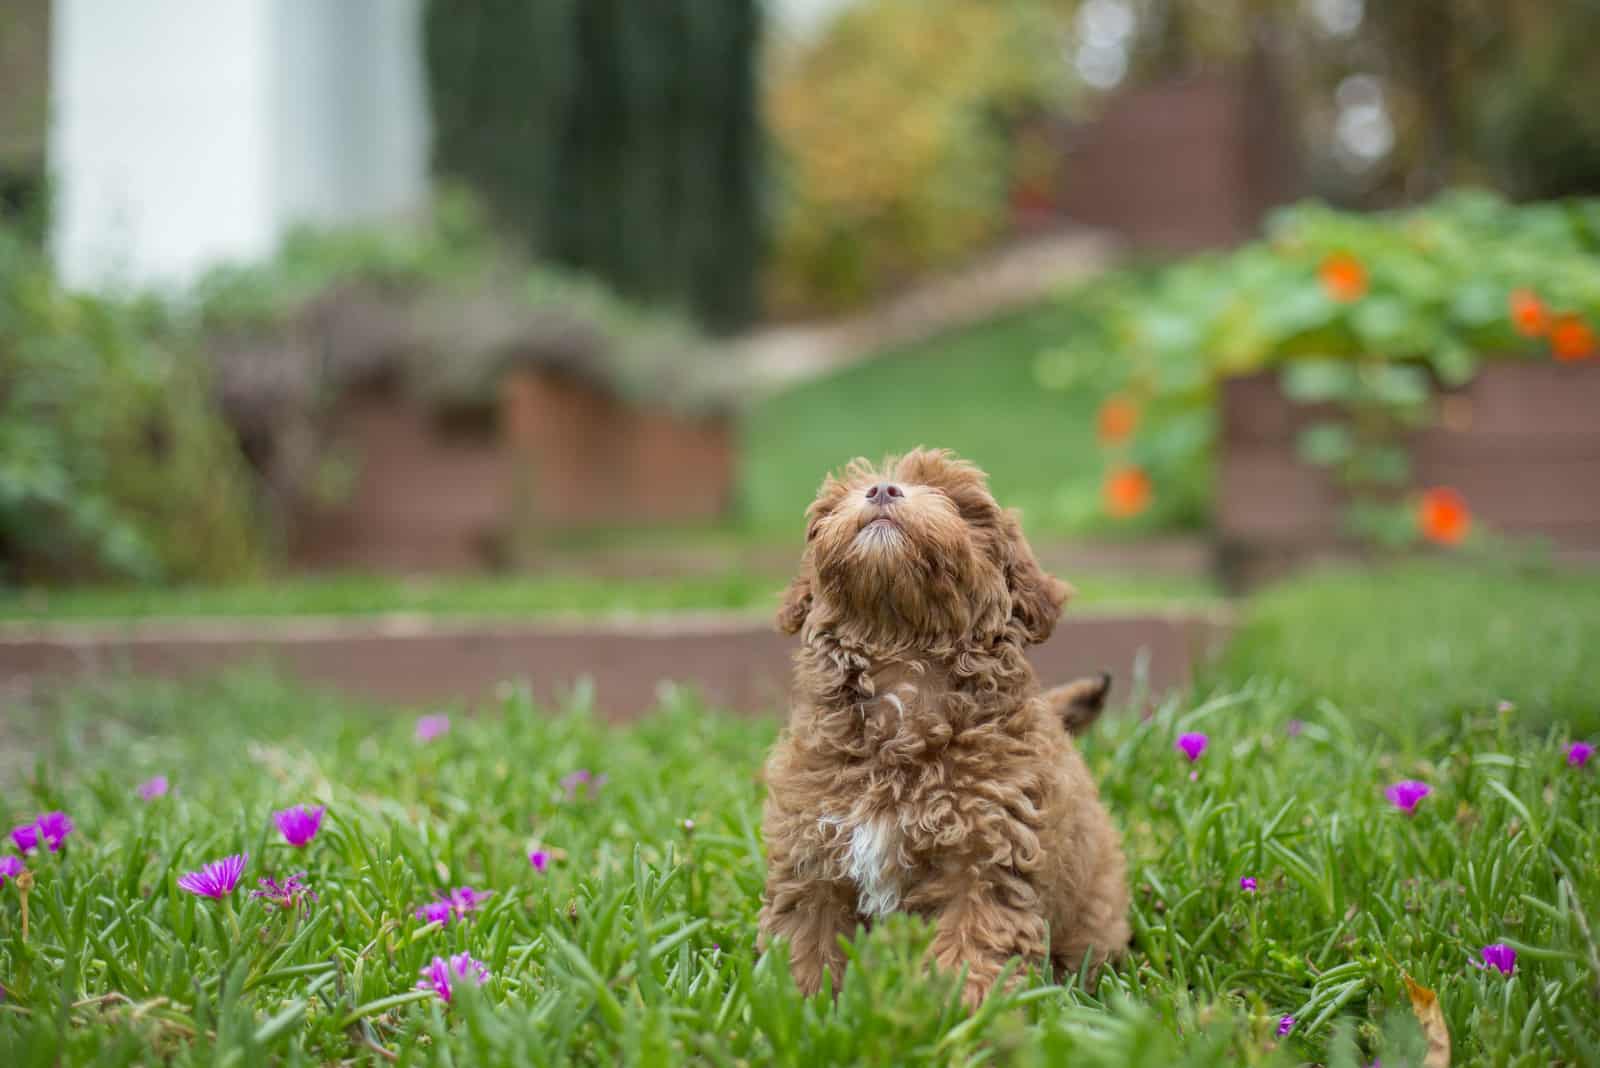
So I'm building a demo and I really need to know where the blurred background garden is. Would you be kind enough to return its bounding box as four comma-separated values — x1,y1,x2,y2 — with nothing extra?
4,4,1600,1065
1,0,1598,715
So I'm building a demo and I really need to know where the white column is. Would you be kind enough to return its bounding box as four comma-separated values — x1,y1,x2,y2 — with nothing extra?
49,0,431,294
50,0,278,292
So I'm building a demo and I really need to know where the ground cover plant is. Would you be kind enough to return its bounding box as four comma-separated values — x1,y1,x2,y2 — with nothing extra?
2,653,1595,1065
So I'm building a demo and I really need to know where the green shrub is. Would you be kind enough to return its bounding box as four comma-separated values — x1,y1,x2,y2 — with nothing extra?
0,230,263,585
766,0,1077,316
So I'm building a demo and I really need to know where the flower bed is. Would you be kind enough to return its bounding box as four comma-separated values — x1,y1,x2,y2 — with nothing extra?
0,659,1595,1064
193,195,743,570
1053,191,1600,582
1219,361,1600,586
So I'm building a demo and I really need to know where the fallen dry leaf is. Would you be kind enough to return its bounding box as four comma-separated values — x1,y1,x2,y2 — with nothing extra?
1404,973,1452,1067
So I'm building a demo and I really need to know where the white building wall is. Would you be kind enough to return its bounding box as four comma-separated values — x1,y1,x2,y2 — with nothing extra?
50,0,430,294
770,0,862,39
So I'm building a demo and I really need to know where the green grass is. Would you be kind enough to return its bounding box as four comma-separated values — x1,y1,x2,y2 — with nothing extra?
2,670,1595,1065
0,573,781,622
1210,562,1600,734
0,571,1218,622
739,294,1190,540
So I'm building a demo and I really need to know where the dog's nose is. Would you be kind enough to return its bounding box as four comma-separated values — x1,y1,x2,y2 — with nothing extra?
865,482,904,503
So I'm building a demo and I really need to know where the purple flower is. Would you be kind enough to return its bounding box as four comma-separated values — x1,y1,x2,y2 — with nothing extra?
272,805,324,848
529,850,551,874
1239,876,1257,893
178,854,248,899
137,776,169,801
1175,733,1208,762
448,886,493,915
251,872,316,914
1385,780,1431,814
416,953,489,1003
414,885,491,926
11,811,74,854
415,899,454,926
1568,741,1594,768
560,769,608,800
1496,700,1515,715
1480,943,1516,976
1276,1015,1294,1037
415,714,451,743
0,855,23,885
1285,720,1304,737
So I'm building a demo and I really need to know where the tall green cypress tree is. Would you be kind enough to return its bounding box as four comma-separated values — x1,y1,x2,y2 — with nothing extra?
425,0,764,334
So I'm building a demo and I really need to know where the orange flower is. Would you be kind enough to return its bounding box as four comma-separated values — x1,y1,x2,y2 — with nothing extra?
1417,487,1470,546
1319,253,1367,302
1096,396,1139,445
1550,314,1597,362
1508,289,1548,337
1104,466,1151,518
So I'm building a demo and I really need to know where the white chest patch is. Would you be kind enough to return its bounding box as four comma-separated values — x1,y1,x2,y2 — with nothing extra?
832,815,903,917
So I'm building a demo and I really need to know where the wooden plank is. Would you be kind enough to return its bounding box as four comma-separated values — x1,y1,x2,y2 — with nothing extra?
1218,450,1340,539
1224,364,1600,445
0,611,1231,719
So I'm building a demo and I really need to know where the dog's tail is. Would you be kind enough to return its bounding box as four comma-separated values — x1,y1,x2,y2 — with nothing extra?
1044,672,1112,736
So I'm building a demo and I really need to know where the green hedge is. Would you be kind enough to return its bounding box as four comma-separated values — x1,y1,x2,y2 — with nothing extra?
0,231,263,585
424,0,764,334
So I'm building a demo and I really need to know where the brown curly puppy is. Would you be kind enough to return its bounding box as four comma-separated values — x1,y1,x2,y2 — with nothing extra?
757,448,1130,1006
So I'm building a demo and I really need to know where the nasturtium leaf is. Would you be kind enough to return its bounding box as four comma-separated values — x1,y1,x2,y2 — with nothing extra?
1282,360,1358,403
1296,423,1353,467
1428,343,1479,387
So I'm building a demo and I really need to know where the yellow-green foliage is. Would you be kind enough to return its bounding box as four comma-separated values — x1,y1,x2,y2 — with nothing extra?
766,0,1076,315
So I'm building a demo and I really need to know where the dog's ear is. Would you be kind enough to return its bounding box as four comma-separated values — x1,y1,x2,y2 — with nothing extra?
776,571,813,635
1002,510,1071,645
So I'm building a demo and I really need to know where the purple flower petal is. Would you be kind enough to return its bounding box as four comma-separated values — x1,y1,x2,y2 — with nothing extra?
272,805,325,848
1285,720,1304,737
416,953,489,1003
177,854,248,899
137,776,169,801
561,769,607,800
415,714,451,743
1480,943,1516,976
448,886,493,914
251,872,316,914
1239,876,1257,893
1385,780,1431,814
1175,733,1208,762
415,899,453,926
1568,741,1594,768
11,811,73,854
529,850,551,874
0,855,23,885
1276,1015,1294,1037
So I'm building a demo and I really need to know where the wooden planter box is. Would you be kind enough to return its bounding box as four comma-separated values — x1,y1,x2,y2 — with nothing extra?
290,394,506,572
1051,70,1299,250
288,370,737,572
501,368,736,531
1219,363,1600,588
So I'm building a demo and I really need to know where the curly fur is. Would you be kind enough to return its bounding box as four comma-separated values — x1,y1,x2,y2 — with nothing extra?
758,449,1130,1006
